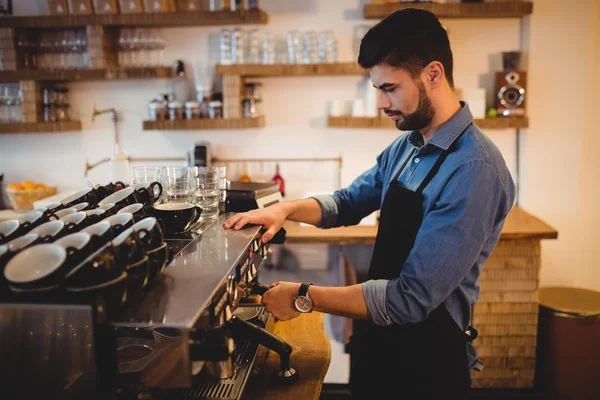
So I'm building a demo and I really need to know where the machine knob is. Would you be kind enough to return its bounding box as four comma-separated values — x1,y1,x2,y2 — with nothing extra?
250,262,258,278
253,239,260,252
224,305,232,322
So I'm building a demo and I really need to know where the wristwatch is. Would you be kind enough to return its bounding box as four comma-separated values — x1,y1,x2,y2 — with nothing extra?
293,283,313,313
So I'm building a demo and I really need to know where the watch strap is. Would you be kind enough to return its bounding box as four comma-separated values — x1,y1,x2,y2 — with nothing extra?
298,282,312,298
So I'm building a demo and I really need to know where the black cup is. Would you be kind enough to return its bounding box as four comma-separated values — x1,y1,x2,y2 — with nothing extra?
0,233,41,272
132,217,164,252
8,283,65,304
85,209,107,225
61,187,107,208
72,202,92,212
99,181,126,196
98,187,139,212
97,202,118,217
31,220,68,243
66,271,128,319
82,221,115,250
4,244,74,290
118,203,147,222
55,232,95,267
64,244,123,288
0,220,24,245
105,213,135,238
49,207,77,221
112,228,149,295
146,242,168,282
152,203,202,235
132,182,163,206
60,211,89,234
19,211,46,232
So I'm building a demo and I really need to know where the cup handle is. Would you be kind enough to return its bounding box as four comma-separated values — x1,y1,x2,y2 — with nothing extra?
150,182,163,202
114,181,126,190
136,228,152,249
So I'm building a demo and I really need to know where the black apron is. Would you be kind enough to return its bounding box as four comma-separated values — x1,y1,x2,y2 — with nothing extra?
350,128,477,399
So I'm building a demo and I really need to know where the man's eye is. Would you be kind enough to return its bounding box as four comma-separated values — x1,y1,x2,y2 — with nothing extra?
384,88,396,93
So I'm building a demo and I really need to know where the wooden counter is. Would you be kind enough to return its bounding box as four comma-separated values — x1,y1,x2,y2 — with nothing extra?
283,205,558,245
242,312,331,400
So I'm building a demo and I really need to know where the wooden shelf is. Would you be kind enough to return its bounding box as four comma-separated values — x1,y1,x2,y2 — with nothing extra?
328,116,529,129
0,67,173,83
143,117,265,130
0,121,82,134
364,1,533,19
215,63,365,77
0,9,268,28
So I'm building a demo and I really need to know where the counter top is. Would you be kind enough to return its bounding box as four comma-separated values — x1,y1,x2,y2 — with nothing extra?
283,205,558,245
242,312,331,400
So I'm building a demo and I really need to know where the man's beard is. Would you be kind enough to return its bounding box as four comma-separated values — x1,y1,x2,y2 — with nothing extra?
388,82,435,131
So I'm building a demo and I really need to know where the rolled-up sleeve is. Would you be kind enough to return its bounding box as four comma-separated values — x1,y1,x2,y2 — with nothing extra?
311,156,384,229
364,160,511,326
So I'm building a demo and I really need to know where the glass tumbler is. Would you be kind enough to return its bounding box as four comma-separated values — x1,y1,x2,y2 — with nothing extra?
161,167,195,204
193,168,220,222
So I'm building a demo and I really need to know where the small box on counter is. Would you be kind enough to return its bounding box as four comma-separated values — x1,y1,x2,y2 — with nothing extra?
47,0,70,15
119,0,144,13
68,0,93,14
93,0,119,14
143,0,176,13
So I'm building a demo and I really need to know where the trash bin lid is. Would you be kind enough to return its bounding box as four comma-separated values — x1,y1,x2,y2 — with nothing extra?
538,287,600,318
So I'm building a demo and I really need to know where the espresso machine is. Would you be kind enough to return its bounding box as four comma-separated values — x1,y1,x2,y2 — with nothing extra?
0,214,297,400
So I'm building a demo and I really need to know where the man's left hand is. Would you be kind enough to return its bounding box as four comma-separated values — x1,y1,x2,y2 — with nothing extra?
261,281,302,321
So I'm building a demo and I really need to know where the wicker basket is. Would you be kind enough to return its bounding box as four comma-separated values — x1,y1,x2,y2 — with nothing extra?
7,187,58,211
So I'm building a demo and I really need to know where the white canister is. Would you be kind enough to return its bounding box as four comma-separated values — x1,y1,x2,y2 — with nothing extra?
364,79,379,118
351,99,365,118
329,100,345,117
455,88,486,119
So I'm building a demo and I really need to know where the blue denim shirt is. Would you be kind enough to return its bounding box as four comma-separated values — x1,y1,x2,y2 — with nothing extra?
313,103,516,370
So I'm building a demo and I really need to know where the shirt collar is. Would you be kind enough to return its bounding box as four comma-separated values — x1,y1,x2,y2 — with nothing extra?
408,101,473,151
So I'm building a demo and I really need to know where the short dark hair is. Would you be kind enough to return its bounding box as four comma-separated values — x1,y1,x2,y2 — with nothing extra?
358,8,454,88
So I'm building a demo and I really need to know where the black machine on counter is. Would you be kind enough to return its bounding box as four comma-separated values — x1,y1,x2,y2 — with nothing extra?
0,214,295,400
225,181,283,212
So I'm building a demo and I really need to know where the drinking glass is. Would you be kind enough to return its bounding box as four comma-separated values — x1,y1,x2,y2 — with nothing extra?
161,167,195,203
133,166,163,184
193,168,220,222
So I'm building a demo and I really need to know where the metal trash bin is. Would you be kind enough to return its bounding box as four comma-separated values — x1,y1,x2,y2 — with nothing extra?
536,287,600,399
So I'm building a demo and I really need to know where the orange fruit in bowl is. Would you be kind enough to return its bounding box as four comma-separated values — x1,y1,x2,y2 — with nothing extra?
8,183,25,191
35,184,47,190
22,181,37,191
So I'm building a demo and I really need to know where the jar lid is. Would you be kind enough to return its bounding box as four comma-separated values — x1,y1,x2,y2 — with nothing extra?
168,101,184,108
148,102,167,109
538,287,600,318
244,82,262,87
185,101,200,108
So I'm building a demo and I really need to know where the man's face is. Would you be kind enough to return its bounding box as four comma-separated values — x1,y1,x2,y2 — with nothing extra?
369,64,435,131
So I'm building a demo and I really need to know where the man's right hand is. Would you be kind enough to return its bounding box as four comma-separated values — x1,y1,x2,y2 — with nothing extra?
223,203,289,243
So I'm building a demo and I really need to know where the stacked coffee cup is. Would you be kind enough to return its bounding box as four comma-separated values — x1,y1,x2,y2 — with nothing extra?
0,180,168,319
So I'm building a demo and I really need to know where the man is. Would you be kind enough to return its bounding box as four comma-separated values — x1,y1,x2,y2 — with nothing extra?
225,8,515,399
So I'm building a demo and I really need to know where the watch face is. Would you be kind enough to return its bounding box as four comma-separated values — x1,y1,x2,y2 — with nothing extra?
294,296,312,313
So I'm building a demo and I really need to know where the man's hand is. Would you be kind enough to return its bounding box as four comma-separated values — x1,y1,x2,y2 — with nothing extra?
261,281,302,321
223,203,289,243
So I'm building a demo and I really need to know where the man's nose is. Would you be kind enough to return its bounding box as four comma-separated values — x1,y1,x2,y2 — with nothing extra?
377,90,391,110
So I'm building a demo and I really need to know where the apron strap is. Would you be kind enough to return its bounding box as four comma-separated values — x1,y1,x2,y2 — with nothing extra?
416,122,473,194
392,148,416,182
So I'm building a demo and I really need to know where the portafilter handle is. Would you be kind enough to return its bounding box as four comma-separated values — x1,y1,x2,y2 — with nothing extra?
229,315,299,384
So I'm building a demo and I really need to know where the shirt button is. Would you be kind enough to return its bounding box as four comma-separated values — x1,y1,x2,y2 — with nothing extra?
414,158,420,163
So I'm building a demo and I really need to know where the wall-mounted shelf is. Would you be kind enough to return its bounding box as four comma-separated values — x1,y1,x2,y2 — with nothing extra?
328,116,529,130
364,1,533,19
215,63,365,77
0,67,173,83
0,121,82,134
0,9,268,28
143,117,265,130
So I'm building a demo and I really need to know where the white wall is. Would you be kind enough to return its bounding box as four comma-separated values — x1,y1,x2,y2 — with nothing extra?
2,0,599,291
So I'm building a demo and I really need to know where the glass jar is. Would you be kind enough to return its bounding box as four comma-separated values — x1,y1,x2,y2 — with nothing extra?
57,104,70,121
242,98,259,119
208,101,223,119
185,101,201,120
168,101,184,120
56,87,69,106
148,101,167,121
